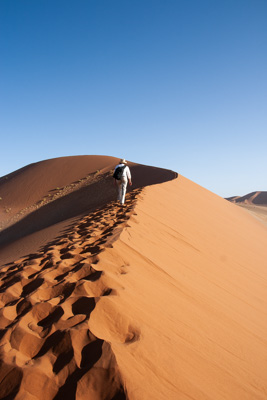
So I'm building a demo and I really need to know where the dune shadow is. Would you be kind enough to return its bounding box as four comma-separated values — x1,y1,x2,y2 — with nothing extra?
52,338,127,400
53,348,74,375
130,164,177,189
21,277,44,297
37,306,64,329
53,338,103,400
0,167,177,252
0,173,114,248
71,297,95,318
0,275,21,293
33,330,66,359
0,361,23,400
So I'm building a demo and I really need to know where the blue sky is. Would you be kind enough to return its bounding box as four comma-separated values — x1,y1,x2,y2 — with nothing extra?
0,0,266,197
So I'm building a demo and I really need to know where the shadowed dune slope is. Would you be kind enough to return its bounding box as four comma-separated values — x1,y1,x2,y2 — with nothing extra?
0,155,175,226
0,156,176,263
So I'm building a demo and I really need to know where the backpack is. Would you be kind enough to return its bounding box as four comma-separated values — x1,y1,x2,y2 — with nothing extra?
113,165,126,180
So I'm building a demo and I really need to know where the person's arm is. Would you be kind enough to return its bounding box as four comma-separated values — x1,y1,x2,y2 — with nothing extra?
127,166,132,186
113,166,117,185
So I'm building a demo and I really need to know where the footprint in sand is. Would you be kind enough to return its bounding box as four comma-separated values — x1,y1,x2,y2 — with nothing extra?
0,190,142,399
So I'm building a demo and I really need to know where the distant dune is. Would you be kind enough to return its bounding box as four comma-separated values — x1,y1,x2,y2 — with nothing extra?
0,156,266,400
226,191,267,205
226,191,267,228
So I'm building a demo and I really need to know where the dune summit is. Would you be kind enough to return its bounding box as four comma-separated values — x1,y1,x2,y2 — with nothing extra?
0,156,267,400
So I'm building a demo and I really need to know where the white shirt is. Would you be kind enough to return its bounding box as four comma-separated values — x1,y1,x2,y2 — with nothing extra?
115,164,131,180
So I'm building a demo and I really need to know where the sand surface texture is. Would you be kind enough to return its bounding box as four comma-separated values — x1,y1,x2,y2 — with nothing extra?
0,156,267,400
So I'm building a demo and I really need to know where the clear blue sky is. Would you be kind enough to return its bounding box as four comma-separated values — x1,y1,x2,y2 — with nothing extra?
0,0,266,197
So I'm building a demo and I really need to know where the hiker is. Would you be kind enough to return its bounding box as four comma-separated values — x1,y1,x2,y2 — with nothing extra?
113,159,132,206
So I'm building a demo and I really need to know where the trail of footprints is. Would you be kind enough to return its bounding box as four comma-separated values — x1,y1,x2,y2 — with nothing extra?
0,189,142,400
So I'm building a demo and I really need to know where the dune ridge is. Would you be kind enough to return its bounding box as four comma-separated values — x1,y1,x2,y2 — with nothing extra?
0,156,176,265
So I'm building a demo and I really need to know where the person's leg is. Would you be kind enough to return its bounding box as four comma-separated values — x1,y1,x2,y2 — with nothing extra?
116,180,122,203
120,177,128,204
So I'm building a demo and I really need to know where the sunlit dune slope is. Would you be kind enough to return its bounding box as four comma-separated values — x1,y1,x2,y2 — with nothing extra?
89,176,267,400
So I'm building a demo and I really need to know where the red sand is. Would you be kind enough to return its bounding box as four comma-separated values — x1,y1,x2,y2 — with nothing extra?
0,156,266,400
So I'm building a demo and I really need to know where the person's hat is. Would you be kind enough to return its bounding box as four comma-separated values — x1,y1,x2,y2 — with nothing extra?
120,158,127,164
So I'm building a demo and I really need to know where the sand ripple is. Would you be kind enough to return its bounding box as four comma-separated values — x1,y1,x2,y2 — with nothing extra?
0,189,142,399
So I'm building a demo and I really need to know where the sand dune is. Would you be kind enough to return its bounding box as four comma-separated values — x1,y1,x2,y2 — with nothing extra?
0,157,267,399
226,191,267,205
0,156,175,264
226,191,267,227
